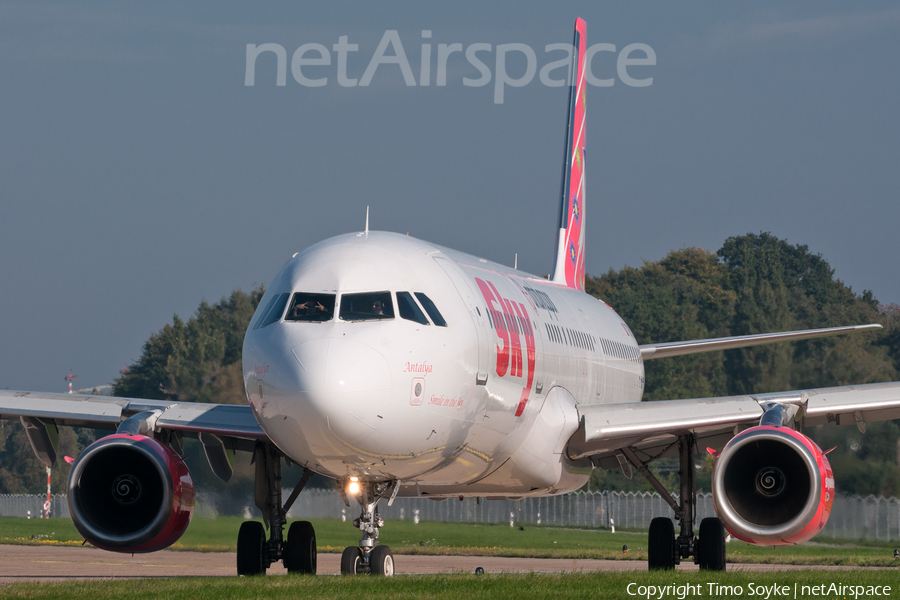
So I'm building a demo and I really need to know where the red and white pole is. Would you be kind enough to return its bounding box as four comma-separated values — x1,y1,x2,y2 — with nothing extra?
44,466,51,518
65,370,77,394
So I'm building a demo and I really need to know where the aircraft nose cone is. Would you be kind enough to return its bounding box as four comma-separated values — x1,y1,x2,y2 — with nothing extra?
291,337,392,445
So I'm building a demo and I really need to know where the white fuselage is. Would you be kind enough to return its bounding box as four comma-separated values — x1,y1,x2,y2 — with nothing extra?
242,232,644,498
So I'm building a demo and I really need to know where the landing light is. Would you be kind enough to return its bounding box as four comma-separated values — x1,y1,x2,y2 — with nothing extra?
348,478,360,495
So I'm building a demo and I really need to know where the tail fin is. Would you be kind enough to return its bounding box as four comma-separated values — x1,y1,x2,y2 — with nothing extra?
551,18,587,291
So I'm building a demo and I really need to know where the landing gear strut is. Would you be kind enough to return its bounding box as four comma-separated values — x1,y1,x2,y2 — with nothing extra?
340,479,397,576
236,442,318,575
622,434,725,571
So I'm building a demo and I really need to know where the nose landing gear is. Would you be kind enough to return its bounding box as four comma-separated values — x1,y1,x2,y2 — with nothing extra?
339,479,398,576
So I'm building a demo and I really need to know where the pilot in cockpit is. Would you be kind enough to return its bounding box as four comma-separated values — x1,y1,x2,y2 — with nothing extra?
292,301,327,319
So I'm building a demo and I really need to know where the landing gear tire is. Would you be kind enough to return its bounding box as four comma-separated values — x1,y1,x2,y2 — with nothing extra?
237,521,266,576
697,517,726,571
369,545,395,576
648,517,676,570
284,521,317,574
340,546,363,575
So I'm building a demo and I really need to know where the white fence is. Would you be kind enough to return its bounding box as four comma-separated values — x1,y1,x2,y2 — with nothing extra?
282,489,900,542
3,490,899,542
0,494,69,519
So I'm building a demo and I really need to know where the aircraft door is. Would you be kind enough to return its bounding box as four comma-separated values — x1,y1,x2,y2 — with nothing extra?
433,257,490,385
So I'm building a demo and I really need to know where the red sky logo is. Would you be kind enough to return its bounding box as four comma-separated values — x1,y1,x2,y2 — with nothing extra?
474,277,536,417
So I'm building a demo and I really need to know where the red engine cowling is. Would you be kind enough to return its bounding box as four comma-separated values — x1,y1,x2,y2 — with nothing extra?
712,425,833,545
67,434,194,553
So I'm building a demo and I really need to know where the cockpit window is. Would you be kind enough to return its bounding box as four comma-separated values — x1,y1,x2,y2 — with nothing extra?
285,293,335,322
339,291,394,321
252,294,280,330
256,292,290,330
414,293,447,327
397,292,429,325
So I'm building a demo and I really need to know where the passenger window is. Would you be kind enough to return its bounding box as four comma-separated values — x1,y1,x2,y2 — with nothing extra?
397,292,429,325
259,293,290,329
415,293,447,327
285,293,335,322
339,291,394,321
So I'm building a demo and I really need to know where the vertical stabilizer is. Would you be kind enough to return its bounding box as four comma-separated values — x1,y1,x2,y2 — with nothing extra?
551,18,587,291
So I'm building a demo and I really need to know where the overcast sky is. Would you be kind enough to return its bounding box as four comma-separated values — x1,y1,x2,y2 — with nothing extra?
2,2,898,393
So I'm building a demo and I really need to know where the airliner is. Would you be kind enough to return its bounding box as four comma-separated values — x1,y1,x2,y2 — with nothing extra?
2,18,899,576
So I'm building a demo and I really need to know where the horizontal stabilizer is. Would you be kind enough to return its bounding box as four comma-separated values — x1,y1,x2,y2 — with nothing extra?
639,323,882,360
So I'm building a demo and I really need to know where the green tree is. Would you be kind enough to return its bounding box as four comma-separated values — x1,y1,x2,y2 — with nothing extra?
880,303,900,373
113,287,264,404
0,422,99,495
586,233,899,496
717,233,797,394
809,421,900,497
587,247,736,400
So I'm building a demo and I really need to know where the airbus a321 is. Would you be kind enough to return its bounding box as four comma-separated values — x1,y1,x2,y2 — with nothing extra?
3,19,899,575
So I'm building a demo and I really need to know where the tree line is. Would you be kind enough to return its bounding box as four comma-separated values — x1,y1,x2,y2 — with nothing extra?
2,233,899,499
0,288,268,498
586,233,900,494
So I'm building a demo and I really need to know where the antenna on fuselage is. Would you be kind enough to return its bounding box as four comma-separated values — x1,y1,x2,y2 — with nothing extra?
514,254,518,270
365,206,369,236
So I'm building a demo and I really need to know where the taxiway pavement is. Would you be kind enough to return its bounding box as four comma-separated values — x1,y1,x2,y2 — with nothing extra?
0,544,888,583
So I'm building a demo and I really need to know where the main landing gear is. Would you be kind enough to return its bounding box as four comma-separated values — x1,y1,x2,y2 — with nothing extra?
339,479,398,576
236,443,318,576
620,434,726,571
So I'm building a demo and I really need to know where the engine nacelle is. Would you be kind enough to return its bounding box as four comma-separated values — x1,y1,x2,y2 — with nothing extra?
712,425,833,545
67,434,194,553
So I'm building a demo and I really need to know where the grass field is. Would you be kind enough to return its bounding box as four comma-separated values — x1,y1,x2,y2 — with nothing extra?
3,517,900,599
2,571,898,600
2,516,900,566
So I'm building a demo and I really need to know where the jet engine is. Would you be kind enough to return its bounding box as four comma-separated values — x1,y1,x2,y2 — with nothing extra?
711,425,833,545
67,434,194,553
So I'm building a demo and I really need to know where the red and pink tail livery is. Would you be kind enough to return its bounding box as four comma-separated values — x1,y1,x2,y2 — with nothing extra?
551,18,587,291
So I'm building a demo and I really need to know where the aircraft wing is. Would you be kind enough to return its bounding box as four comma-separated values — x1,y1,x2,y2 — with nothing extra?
568,381,900,469
639,323,882,360
0,389,268,454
